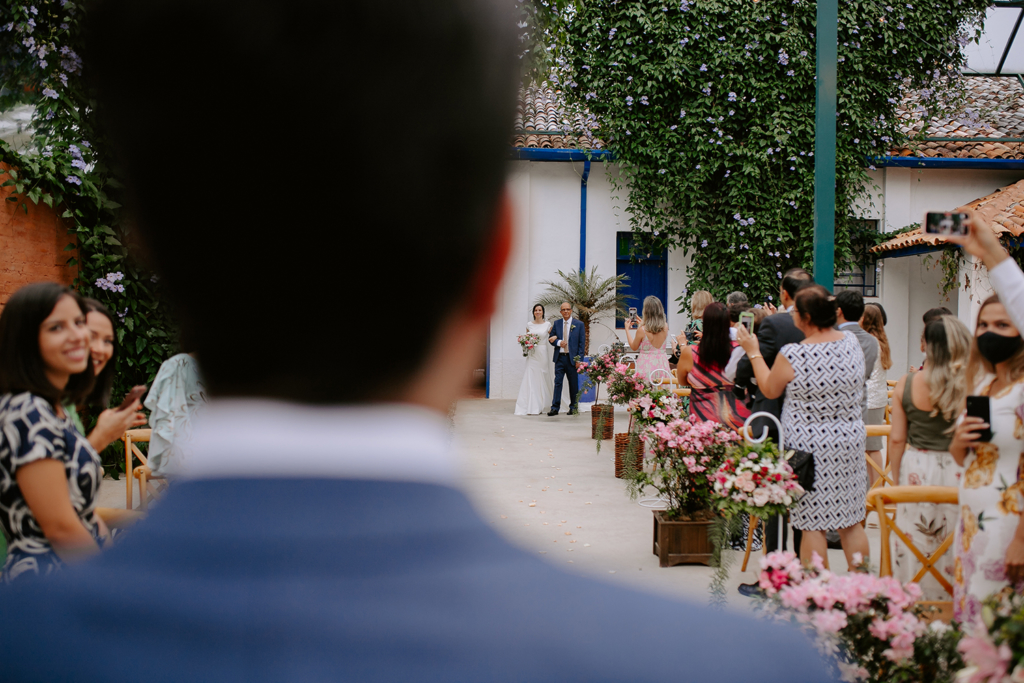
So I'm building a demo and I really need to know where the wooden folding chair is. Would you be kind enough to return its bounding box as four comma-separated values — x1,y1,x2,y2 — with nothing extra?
869,485,958,622
866,424,895,491
122,429,166,510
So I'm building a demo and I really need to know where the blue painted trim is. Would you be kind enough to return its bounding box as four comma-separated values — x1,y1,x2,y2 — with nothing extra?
510,148,615,162
580,159,591,272
875,156,1024,170
879,243,949,259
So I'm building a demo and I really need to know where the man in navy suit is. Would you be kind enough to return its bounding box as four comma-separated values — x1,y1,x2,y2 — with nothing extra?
548,301,585,416
0,1,835,681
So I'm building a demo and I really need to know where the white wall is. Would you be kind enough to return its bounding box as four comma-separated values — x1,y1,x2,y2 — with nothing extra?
876,167,1023,379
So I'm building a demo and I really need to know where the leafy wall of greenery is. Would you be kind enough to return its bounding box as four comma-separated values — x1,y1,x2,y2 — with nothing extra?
1,2,176,474
525,0,989,304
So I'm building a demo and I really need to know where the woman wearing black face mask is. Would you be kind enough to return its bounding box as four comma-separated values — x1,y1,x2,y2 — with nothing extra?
949,294,1024,622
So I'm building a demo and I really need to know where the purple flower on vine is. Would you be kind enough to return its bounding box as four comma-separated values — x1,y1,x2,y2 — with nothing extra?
42,87,57,99
65,175,81,185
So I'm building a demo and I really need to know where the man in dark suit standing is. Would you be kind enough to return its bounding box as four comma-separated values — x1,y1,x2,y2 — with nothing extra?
734,267,811,562
548,301,585,415
0,2,834,681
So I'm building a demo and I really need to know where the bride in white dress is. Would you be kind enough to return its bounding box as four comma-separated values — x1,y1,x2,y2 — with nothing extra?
515,305,565,415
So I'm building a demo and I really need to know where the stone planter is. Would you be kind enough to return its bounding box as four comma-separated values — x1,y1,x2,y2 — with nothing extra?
652,510,715,567
591,404,614,440
613,432,642,478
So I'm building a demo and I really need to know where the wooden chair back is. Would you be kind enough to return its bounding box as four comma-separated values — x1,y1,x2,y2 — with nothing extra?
122,429,166,510
869,485,958,620
865,425,895,490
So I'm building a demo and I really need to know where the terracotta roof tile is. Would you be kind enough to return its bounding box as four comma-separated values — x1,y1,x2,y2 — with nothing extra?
512,84,604,150
871,180,1024,255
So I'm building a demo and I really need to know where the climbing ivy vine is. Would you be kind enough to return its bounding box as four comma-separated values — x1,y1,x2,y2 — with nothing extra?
1,2,176,474
527,0,989,305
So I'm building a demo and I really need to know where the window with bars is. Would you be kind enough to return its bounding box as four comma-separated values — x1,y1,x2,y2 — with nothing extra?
834,219,879,298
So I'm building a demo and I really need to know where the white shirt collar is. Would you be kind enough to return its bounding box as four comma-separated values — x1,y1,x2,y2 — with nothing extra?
178,399,456,484
837,321,858,329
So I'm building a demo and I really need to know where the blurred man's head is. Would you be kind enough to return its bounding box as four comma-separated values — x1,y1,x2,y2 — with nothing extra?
779,268,811,308
560,303,573,321
725,291,749,307
85,0,519,408
835,290,865,325
923,307,953,325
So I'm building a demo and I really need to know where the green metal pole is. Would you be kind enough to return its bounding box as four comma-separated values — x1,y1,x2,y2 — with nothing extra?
813,0,838,291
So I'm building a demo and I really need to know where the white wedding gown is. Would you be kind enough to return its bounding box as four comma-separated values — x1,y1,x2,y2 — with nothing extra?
514,321,569,415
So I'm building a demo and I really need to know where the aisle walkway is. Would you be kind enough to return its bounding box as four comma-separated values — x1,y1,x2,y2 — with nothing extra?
453,398,881,612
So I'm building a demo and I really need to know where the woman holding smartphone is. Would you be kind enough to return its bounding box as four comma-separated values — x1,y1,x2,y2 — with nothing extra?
949,294,1024,621
946,210,1024,622
68,299,147,452
0,283,106,582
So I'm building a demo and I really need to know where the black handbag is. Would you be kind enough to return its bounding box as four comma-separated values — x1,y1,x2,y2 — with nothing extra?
786,449,816,492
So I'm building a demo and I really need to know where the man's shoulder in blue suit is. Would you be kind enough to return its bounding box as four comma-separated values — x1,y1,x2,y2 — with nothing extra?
0,479,834,682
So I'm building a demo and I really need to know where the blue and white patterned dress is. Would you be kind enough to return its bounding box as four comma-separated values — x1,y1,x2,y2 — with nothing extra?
0,392,102,583
781,332,867,531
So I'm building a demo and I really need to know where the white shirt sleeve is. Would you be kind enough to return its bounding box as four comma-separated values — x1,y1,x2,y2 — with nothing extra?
724,346,746,383
988,259,1024,335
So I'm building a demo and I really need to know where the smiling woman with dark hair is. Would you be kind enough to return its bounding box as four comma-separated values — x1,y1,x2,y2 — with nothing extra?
675,302,750,429
0,282,107,582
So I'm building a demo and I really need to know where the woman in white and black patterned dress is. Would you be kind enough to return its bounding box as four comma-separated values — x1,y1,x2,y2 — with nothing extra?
0,283,105,583
738,284,870,567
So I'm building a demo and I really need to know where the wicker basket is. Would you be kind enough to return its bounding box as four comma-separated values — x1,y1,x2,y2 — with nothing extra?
590,404,614,440
614,432,642,478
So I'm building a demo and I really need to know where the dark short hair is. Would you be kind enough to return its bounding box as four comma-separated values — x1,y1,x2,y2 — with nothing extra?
697,302,731,370
793,284,838,329
82,298,117,408
923,307,953,325
781,268,812,299
865,302,887,326
0,283,95,407
532,304,545,318
727,302,748,323
84,0,519,402
835,290,865,322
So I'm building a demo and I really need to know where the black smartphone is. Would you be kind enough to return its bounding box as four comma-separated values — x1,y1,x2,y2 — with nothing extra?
965,395,994,443
924,211,969,236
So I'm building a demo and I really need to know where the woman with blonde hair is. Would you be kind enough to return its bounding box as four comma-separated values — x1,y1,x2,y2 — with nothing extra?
950,295,1024,621
686,290,714,343
627,295,671,380
860,305,892,486
888,315,970,600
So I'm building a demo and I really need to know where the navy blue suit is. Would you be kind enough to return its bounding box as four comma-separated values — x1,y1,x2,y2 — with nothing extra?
550,316,585,412
0,478,833,681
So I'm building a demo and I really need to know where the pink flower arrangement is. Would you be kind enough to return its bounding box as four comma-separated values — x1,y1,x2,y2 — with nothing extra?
516,333,540,357
758,550,941,682
957,587,1024,683
630,416,740,517
712,440,805,518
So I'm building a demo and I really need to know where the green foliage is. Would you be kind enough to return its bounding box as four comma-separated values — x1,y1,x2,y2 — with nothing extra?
527,0,988,302
0,2,177,423
537,267,632,355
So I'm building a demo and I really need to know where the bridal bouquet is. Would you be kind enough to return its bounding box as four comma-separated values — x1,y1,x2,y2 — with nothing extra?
712,440,805,519
517,333,540,357
758,551,963,683
956,587,1024,683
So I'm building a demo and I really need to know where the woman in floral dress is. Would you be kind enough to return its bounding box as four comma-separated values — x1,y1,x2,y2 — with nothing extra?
626,296,671,383
951,295,1024,622
889,315,971,600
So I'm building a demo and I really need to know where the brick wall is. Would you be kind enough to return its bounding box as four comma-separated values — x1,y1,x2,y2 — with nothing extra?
0,163,78,308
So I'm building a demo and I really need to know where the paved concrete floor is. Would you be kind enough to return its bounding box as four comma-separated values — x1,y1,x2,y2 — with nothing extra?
94,397,882,613
452,398,881,612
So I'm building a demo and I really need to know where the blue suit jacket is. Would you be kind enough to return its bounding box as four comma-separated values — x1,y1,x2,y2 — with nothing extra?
550,317,585,363
0,479,833,682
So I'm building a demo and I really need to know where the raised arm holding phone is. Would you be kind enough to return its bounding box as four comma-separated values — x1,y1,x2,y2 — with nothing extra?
943,210,1024,617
